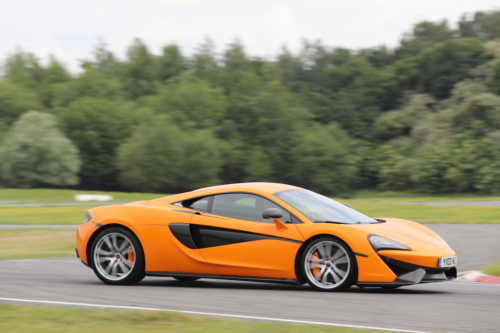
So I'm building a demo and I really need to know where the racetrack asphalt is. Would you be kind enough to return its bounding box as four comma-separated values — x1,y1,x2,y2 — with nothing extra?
1,258,499,333
0,224,499,333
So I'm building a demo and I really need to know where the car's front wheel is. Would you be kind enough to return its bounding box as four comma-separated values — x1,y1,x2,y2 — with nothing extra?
90,227,145,285
300,236,356,291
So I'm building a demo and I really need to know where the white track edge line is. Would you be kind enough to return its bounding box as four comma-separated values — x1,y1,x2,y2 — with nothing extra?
0,297,429,333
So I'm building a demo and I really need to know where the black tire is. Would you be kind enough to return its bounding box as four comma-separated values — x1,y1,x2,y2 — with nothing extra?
89,226,145,285
173,276,201,282
300,236,356,292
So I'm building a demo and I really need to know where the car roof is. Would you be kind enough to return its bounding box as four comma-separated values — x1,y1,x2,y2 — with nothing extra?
192,182,300,195
152,182,301,204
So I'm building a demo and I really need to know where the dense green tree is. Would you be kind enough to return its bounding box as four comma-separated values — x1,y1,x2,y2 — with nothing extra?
0,81,43,125
4,51,71,107
191,38,221,85
3,50,44,92
399,38,493,99
376,145,415,191
459,10,500,40
0,111,80,187
85,39,122,77
158,44,185,81
396,20,452,58
58,97,132,189
52,67,123,107
122,39,157,99
287,124,356,195
117,117,220,193
155,73,226,129
490,60,500,94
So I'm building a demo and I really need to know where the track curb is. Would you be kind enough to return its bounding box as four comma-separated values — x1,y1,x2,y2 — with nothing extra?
458,270,500,284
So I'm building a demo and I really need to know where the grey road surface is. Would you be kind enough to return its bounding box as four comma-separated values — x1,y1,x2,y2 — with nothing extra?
425,224,500,271
0,202,126,207
0,258,499,333
0,225,79,230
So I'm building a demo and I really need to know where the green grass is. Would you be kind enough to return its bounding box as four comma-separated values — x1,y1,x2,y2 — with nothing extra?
0,188,167,203
482,262,500,277
340,190,500,202
0,230,75,260
350,203,500,224
0,206,96,225
0,304,387,333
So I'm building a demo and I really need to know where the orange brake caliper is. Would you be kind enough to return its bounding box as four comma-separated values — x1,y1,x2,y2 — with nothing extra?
312,251,321,277
128,245,135,265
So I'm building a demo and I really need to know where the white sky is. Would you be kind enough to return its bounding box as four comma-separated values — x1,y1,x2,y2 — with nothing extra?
1,0,499,73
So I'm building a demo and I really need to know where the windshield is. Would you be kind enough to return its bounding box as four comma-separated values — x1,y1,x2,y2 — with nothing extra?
274,189,376,224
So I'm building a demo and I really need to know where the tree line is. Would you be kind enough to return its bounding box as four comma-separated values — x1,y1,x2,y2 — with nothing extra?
1,10,500,195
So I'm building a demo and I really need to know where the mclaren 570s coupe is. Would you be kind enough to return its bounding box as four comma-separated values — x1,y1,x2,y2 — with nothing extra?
76,182,457,291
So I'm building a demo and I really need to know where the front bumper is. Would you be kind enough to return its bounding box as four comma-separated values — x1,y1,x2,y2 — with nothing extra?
357,255,457,287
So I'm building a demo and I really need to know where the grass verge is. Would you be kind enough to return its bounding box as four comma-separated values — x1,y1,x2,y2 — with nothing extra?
0,230,75,260
338,190,500,202
0,206,96,225
349,203,500,224
0,304,387,333
482,262,500,277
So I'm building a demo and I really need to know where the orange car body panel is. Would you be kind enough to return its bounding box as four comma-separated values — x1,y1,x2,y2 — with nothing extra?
191,213,304,279
76,182,457,284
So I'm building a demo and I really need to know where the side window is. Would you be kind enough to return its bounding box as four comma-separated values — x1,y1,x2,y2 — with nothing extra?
211,193,291,223
182,196,212,212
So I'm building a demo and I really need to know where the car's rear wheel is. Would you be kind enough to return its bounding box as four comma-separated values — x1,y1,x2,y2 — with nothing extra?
301,237,356,292
90,227,145,285
173,276,200,282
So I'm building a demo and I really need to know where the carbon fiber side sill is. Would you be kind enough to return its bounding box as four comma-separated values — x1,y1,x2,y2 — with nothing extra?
356,282,412,287
146,271,299,285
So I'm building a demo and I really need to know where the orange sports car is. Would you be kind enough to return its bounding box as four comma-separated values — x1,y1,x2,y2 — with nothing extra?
76,183,457,291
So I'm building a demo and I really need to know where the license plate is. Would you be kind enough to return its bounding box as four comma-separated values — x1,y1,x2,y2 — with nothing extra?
438,256,457,268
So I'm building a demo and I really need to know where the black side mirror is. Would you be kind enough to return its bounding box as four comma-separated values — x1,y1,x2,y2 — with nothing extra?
262,208,288,231
262,208,283,219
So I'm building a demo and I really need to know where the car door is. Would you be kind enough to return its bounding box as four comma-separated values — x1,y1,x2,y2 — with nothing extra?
189,193,305,280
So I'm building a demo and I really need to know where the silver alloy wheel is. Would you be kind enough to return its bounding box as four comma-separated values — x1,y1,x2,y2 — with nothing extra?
94,232,136,281
304,240,350,289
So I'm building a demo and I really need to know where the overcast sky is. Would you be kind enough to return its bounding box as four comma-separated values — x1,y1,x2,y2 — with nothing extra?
1,0,498,73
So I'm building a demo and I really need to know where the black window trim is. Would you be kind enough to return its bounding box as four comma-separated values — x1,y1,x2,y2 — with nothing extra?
174,191,303,224
178,195,214,213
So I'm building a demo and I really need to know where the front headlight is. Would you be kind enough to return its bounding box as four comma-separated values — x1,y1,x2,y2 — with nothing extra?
369,235,411,251
83,211,92,224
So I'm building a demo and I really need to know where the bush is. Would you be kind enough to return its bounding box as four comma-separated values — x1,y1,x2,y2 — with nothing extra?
0,111,80,187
